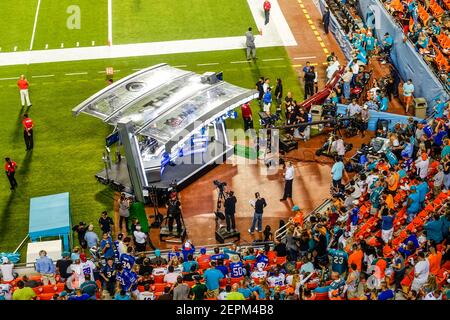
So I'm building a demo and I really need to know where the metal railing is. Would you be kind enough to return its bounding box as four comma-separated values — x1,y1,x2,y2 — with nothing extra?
274,199,332,241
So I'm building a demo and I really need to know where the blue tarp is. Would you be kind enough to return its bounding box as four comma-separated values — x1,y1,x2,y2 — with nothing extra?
28,192,71,251
317,0,353,61
336,103,421,130
356,0,449,113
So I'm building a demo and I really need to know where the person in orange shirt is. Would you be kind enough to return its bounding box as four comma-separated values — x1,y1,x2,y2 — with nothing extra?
22,113,34,151
196,247,211,270
428,244,442,276
4,157,18,190
348,243,363,272
17,74,32,108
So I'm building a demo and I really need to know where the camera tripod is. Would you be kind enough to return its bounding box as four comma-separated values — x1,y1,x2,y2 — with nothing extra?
148,185,163,228
159,190,187,243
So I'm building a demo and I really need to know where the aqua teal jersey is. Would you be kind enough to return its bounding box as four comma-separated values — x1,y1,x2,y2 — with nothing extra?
329,249,348,274
366,36,375,51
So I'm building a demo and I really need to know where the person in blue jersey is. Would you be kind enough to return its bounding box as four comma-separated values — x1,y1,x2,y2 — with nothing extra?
369,180,384,215
216,259,229,277
100,232,115,260
254,245,270,270
167,245,181,261
100,257,117,298
68,288,90,301
229,254,245,278
120,246,135,271
117,265,138,297
328,243,348,275
211,247,229,261
181,239,195,261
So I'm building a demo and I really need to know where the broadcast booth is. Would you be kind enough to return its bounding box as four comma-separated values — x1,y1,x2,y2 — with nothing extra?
72,63,257,206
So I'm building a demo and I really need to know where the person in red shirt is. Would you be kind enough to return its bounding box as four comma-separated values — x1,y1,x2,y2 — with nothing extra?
17,75,32,108
4,158,18,190
241,103,253,131
22,113,34,151
263,1,271,25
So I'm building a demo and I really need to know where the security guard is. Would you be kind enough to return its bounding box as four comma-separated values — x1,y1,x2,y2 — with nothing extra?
22,113,34,151
4,158,18,190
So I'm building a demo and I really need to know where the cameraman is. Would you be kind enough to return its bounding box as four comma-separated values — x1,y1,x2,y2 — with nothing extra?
166,192,182,235
224,191,237,232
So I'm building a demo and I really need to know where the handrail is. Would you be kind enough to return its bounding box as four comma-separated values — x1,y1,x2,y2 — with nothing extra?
274,198,332,241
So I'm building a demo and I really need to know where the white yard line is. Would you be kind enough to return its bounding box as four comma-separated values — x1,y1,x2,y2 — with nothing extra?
0,77,19,81
108,0,113,46
230,60,249,64
262,58,284,61
31,74,54,78
65,72,88,76
197,63,219,66
293,56,317,60
29,0,42,51
172,65,187,68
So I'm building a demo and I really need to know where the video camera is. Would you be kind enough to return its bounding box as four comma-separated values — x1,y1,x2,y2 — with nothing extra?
259,112,280,127
213,180,227,193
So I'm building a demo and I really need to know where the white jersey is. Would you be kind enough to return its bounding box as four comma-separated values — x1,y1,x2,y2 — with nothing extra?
0,284,11,300
138,291,155,300
268,274,285,287
81,261,96,277
251,270,267,279
152,267,167,276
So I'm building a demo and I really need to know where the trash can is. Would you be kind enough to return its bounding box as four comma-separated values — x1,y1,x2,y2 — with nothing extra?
414,97,427,119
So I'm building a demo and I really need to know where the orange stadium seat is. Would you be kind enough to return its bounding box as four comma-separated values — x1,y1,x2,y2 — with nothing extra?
153,275,165,284
41,285,57,294
38,293,54,301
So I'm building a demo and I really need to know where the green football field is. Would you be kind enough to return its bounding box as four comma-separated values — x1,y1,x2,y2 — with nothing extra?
0,0,257,52
112,0,258,44
0,47,302,253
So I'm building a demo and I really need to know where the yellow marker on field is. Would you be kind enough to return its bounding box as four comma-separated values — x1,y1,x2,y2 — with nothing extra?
307,19,313,24
323,48,329,54
316,36,323,41
311,25,316,30
314,31,320,36
300,4,305,8
319,42,326,48
302,9,307,13
292,64,303,68
305,14,311,19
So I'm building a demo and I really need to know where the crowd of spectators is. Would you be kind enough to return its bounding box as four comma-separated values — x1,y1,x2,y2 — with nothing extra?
383,0,450,89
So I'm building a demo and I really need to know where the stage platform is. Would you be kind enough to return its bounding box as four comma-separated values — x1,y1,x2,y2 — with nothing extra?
96,141,234,194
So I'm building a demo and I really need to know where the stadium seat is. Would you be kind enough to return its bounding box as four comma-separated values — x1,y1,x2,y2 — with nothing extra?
154,275,165,284
154,283,167,293
56,283,65,292
314,292,329,300
38,293,54,301
33,287,43,295
41,285,57,294
230,277,244,285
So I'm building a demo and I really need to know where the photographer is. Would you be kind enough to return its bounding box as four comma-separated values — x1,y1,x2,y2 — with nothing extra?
224,191,237,232
166,192,182,235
